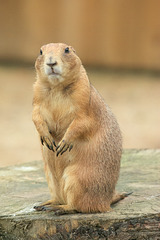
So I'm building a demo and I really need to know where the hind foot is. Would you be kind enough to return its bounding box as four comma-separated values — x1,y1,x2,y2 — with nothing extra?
34,201,77,215
34,199,59,211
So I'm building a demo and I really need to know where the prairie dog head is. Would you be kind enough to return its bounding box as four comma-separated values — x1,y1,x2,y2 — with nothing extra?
35,43,82,85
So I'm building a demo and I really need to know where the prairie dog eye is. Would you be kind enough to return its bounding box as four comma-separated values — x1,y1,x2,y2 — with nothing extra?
40,49,43,55
64,47,70,53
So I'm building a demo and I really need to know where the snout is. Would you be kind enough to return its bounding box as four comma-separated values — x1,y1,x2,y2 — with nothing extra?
46,62,57,68
44,56,62,77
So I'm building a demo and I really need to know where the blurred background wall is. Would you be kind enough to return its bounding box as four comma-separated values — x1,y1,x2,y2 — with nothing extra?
0,0,160,167
1,0,160,69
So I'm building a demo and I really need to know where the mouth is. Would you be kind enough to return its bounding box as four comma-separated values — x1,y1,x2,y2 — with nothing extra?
49,72,59,76
48,69,60,77
44,65,61,78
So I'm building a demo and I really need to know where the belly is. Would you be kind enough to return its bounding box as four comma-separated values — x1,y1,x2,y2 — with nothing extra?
40,103,75,141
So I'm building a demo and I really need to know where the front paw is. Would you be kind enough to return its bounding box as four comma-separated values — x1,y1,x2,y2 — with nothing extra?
41,136,56,152
56,139,73,157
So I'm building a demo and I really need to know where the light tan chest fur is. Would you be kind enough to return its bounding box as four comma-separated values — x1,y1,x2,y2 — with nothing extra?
40,88,75,138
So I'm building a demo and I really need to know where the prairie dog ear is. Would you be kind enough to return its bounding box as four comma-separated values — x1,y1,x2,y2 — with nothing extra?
71,46,76,53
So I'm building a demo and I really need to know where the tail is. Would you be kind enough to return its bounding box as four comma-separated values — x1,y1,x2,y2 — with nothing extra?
111,191,133,205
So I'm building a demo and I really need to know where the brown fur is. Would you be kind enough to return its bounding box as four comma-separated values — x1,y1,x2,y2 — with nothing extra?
32,43,123,214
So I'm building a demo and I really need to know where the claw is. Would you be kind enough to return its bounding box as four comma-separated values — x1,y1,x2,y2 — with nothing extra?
34,205,51,212
40,136,44,145
56,139,73,156
45,142,53,151
56,145,60,151
61,146,69,155
41,136,55,152
69,144,73,152
53,140,57,148
56,140,65,151
48,143,54,151
34,205,45,211
57,140,69,156
57,143,66,157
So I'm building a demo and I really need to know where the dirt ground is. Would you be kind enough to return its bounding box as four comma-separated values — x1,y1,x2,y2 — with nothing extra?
0,66,160,167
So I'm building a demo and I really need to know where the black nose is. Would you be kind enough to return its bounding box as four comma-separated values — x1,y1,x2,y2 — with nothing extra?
46,62,57,68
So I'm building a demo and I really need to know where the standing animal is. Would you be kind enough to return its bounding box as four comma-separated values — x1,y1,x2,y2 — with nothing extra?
32,43,126,214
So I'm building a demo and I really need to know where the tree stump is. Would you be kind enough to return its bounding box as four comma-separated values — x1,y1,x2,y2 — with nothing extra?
0,149,160,239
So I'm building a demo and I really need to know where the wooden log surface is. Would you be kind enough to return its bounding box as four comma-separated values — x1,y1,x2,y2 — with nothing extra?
0,149,160,239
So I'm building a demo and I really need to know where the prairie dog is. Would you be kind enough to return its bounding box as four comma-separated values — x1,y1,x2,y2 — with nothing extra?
32,43,124,214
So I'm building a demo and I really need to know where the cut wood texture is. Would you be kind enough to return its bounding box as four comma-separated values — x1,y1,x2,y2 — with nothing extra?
0,149,160,239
